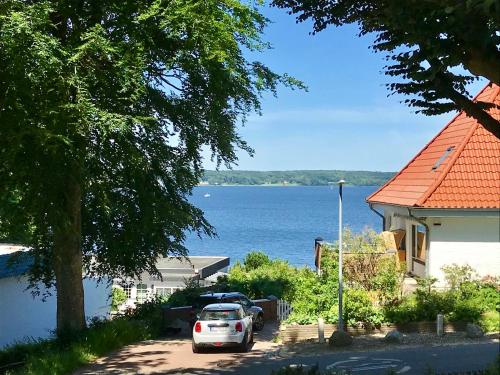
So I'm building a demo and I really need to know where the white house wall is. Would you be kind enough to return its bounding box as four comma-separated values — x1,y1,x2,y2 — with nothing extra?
376,204,500,283
0,278,110,348
428,216,500,282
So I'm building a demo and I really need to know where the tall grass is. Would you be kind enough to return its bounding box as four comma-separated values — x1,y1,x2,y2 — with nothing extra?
0,302,164,375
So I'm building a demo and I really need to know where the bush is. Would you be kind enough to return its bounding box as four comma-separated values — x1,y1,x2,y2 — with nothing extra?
111,287,127,312
344,289,384,328
479,311,500,333
243,251,271,270
383,274,500,324
330,228,405,303
271,365,321,375
441,263,476,290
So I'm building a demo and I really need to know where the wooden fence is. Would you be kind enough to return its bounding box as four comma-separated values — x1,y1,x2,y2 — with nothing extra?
280,321,467,343
253,299,278,321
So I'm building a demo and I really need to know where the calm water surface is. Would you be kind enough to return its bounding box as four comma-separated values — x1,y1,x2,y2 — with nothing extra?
185,186,381,267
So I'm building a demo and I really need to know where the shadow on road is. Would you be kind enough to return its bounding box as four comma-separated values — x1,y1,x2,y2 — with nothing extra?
75,322,281,374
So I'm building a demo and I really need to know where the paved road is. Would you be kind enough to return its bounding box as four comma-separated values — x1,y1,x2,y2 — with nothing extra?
227,342,499,375
76,328,498,375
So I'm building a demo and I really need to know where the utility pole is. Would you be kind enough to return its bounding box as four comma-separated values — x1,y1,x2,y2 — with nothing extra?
337,179,345,331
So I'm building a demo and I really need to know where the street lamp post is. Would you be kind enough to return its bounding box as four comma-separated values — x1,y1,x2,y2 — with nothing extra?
337,179,345,331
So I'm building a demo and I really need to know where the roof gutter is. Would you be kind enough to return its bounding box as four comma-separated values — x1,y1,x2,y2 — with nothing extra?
369,203,385,230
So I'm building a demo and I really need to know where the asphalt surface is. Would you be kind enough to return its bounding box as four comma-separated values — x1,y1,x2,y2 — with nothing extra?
222,342,499,375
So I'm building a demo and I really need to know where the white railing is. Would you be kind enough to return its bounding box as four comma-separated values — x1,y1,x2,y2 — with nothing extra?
277,299,292,321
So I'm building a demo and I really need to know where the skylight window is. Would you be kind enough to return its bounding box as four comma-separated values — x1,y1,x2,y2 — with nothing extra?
432,146,455,171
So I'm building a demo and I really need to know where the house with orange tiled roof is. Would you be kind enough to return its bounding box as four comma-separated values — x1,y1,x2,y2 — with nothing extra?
367,83,500,283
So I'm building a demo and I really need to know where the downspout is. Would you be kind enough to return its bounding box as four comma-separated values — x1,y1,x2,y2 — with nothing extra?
369,203,386,230
407,208,431,276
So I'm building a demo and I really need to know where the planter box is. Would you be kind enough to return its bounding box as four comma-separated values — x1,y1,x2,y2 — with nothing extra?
279,321,467,343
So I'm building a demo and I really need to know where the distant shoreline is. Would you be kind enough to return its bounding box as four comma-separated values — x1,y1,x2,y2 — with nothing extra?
200,169,395,187
197,183,379,187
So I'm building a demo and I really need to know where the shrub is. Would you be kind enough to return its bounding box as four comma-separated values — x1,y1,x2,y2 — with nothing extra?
111,287,127,312
441,263,476,290
243,251,271,270
383,271,500,325
343,289,384,328
270,364,321,375
479,311,500,333
329,228,405,303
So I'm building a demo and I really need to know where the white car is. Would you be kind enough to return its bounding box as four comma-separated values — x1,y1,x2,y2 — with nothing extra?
192,303,253,353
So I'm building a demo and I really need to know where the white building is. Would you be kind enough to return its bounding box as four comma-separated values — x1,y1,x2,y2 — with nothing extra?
114,256,229,309
367,83,500,284
0,244,110,348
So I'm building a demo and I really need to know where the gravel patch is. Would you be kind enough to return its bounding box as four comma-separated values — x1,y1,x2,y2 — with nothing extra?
277,332,499,357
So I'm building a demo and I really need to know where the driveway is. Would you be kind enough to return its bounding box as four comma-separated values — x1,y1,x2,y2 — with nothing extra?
75,322,280,375
76,327,498,375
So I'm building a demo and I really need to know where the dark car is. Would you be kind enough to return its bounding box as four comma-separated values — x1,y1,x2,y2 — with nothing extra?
191,292,265,331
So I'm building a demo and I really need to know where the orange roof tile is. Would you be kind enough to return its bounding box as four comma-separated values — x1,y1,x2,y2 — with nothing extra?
367,83,500,209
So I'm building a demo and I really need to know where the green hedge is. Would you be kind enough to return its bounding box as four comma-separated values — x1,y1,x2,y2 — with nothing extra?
167,247,499,331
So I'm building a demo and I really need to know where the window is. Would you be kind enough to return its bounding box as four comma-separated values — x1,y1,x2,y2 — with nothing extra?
155,287,171,298
432,146,455,171
200,309,242,321
240,297,253,308
136,283,148,304
412,225,426,263
122,283,133,299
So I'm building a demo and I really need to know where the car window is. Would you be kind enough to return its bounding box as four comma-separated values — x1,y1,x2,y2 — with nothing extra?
223,296,240,304
193,296,219,308
200,309,241,321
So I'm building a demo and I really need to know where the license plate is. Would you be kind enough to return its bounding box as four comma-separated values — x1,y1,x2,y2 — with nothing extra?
210,326,228,332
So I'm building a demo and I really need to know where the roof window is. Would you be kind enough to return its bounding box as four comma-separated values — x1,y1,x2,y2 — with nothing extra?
432,146,455,171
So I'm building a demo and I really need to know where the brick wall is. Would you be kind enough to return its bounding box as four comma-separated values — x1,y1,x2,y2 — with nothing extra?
280,321,467,343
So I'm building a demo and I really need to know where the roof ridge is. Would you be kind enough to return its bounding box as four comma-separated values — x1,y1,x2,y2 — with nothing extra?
415,120,480,207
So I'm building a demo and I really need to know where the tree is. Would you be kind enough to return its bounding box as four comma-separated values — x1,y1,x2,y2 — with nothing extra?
272,0,500,137
0,0,301,334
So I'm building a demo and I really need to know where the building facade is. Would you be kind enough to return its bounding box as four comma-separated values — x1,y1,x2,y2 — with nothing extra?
0,244,110,348
114,256,229,308
367,83,500,284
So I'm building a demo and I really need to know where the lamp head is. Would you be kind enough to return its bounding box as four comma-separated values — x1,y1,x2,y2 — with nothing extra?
338,179,346,185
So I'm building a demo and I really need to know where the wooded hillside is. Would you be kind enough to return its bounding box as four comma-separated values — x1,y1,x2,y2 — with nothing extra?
202,170,394,186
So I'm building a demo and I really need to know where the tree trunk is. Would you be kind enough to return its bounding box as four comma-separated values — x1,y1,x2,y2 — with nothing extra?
434,72,500,139
53,177,86,335
445,86,500,139
464,48,500,86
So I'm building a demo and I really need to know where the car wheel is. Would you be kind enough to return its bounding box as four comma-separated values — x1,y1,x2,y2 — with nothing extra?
253,314,264,331
192,341,200,353
239,332,249,352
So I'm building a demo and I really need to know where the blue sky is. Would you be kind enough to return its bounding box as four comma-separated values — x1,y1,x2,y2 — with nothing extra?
203,5,486,172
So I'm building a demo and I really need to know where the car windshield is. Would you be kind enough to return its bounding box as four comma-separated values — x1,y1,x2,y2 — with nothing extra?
200,309,241,321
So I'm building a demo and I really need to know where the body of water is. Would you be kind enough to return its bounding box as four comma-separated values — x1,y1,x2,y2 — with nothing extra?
185,186,381,267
